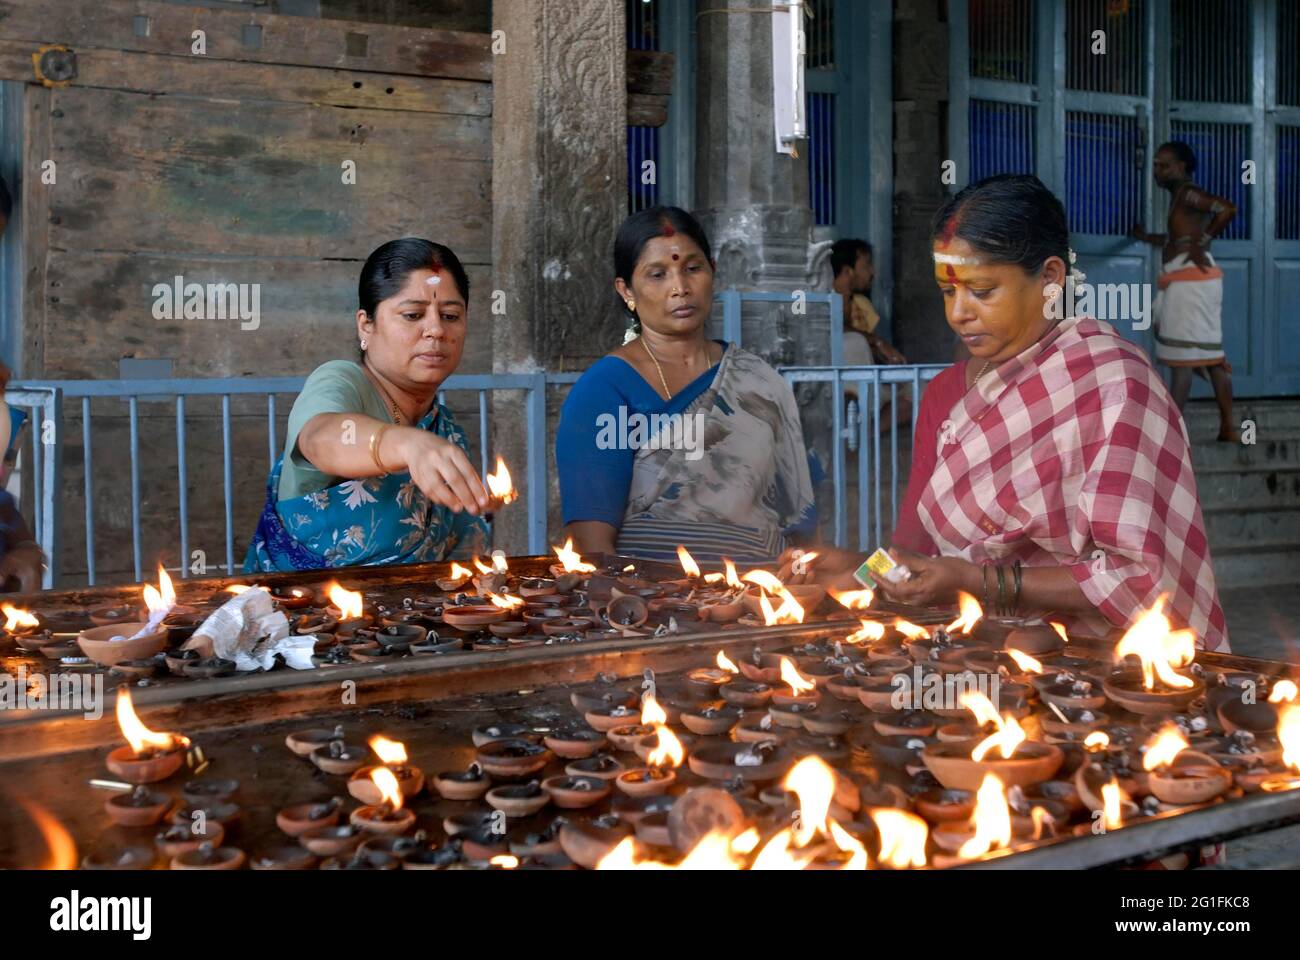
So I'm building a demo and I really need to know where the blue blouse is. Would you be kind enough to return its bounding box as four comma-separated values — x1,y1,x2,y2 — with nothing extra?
557,348,722,528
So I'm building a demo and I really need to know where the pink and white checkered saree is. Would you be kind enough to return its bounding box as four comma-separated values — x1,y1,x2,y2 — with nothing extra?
917,317,1228,651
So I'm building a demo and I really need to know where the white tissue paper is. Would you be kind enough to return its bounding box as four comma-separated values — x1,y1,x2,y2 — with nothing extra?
190,586,316,671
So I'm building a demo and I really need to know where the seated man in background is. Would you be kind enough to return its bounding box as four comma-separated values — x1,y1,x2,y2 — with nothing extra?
830,238,912,430
0,175,44,592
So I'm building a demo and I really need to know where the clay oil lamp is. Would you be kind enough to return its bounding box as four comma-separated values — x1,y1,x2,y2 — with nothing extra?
475,738,552,779
298,823,364,857
606,692,664,752
269,585,314,610
1206,729,1283,768
88,603,140,627
285,724,345,757
155,820,225,859
350,735,424,803
617,722,685,796
161,608,205,646
321,848,403,870
104,785,172,827
718,652,773,708
1141,725,1231,807
1,602,44,641
1003,619,1067,659
106,687,190,784
908,623,980,675
771,656,821,710
250,846,318,871
292,610,338,636
433,762,490,800
559,813,634,869
169,800,240,836
737,649,785,684
801,705,859,737
369,623,425,654
182,777,238,806
182,656,236,679
311,738,371,775
733,711,788,745
170,841,246,871
543,725,608,759
550,537,597,580
410,635,464,655
914,787,976,824
689,739,790,783
543,774,613,809
929,772,1020,862
77,622,170,669
351,766,417,834
82,846,157,871
1240,700,1300,793
541,614,597,637
324,582,372,636
566,753,626,782
856,665,911,714
1102,603,1204,715
686,660,735,696
1218,695,1281,737
518,576,560,599
873,710,939,739
1040,703,1109,739
584,701,640,732
276,797,343,837
472,721,541,747
740,568,825,620
1041,675,1107,713
681,700,743,736
1024,779,1085,817
111,657,162,681
442,808,499,838
922,690,1063,792
435,561,475,594
486,779,550,818
38,636,83,661
488,620,529,638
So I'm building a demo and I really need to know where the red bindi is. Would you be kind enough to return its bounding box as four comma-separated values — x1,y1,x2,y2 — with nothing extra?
671,254,680,261
945,264,958,281
661,224,676,238
939,216,960,246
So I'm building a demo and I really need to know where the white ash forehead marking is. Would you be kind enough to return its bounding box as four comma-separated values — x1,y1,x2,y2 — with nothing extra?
426,275,442,285
933,252,983,266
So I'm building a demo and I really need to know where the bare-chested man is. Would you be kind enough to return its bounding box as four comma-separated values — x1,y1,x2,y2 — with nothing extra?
1130,141,1239,441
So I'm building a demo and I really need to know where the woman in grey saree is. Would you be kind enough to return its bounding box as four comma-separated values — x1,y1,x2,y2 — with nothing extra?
557,206,816,565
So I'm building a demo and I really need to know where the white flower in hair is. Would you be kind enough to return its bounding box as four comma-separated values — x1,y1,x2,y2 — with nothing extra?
622,325,639,345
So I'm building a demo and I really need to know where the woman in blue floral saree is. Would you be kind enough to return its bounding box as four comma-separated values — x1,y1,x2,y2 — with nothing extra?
245,239,491,573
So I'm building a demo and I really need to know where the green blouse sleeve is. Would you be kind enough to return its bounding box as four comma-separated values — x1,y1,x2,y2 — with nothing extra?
278,361,384,501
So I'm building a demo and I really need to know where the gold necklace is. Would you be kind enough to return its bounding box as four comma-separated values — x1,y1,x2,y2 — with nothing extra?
364,364,406,425
639,336,675,400
975,360,994,383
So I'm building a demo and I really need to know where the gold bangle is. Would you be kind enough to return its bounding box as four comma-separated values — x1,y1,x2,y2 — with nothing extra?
369,425,391,475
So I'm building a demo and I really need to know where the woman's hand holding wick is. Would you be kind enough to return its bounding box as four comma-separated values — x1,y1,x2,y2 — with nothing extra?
872,547,977,608
391,428,489,515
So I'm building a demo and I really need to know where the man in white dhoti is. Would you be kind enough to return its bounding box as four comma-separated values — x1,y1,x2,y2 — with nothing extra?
1131,142,1240,441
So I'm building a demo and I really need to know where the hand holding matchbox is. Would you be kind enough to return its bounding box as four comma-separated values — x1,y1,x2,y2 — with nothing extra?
855,548,913,589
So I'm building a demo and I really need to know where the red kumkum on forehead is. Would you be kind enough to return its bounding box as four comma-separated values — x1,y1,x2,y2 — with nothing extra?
661,223,676,238
945,264,958,281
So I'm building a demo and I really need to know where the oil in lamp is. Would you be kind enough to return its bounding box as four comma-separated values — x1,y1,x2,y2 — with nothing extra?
349,735,424,803
771,657,820,710
550,537,596,579
543,774,612,809
105,686,190,784
1141,724,1231,806
277,797,343,836
325,582,370,635
170,841,246,871
269,585,314,610
436,562,475,593
921,690,1063,791
1102,600,1204,714
485,779,550,817
606,691,664,752
104,785,171,827
616,722,684,797
433,762,490,800
350,766,416,834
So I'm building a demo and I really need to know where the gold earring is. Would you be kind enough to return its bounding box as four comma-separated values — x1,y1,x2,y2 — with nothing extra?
626,300,636,312
360,339,368,349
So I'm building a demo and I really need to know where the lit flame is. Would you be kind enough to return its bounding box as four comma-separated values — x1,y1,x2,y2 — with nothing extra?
1280,703,1300,773
116,686,187,756
827,820,869,870
448,562,472,581
143,566,177,616
646,724,685,769
19,799,77,870
845,619,886,644
742,570,786,594
1101,779,1124,830
485,457,517,504
370,766,404,810
723,558,743,590
716,650,740,673
597,833,743,870
1050,621,1069,645
1269,680,1298,704
703,572,724,583
1,603,39,630
831,588,874,611
552,538,596,574
1114,597,1196,690
893,619,931,641
731,828,760,855
489,854,519,869
369,735,408,766
870,809,929,868
1084,731,1111,752
784,756,836,847
1005,648,1044,674
640,693,667,727
757,588,805,626
750,829,814,870
676,545,701,579
958,773,1012,858
961,691,1025,761
946,591,982,634
224,584,250,595
486,591,524,610
1030,805,1055,841
472,556,494,575
326,583,364,620
1142,725,1189,771
492,553,509,574
779,657,816,698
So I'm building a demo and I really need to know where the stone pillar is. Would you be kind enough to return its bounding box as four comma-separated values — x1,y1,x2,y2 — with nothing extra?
693,0,820,367
491,0,626,553
893,0,954,364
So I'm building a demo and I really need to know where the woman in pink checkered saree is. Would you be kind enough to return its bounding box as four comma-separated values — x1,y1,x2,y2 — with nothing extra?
810,175,1228,653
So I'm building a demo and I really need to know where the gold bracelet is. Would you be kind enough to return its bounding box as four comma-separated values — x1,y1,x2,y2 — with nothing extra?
369,425,391,475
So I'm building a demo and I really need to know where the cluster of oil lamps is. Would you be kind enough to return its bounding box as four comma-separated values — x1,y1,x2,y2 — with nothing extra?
35,554,1296,868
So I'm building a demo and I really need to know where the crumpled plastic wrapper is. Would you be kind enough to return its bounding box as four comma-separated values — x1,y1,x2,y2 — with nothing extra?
182,586,317,671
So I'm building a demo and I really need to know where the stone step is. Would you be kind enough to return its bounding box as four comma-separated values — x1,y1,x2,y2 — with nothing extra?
1194,466,1300,506
1182,399,1300,433
1190,433,1300,470
1207,541,1300,589
1203,503,1300,547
